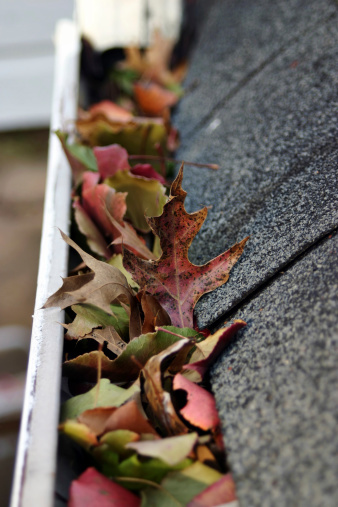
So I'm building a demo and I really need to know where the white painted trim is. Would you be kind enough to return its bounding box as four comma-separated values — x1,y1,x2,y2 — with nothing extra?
10,20,79,507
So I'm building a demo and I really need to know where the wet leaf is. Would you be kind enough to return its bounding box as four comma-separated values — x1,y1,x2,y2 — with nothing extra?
187,473,237,506
105,170,167,232
61,379,139,422
172,374,220,431
69,467,140,507
126,432,198,466
123,166,249,327
183,320,246,382
43,231,142,339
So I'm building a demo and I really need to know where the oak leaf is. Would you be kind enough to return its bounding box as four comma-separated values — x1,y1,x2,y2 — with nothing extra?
43,231,142,339
123,165,249,328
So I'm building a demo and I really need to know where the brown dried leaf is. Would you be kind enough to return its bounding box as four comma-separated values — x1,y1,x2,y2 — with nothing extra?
43,231,141,339
141,338,195,436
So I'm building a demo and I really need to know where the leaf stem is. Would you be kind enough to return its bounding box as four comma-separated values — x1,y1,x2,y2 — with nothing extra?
155,326,195,342
128,155,219,170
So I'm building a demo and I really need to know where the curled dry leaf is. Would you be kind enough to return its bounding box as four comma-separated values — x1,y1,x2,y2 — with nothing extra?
73,198,110,259
123,165,249,328
43,231,142,339
141,338,195,436
183,320,246,382
139,291,171,333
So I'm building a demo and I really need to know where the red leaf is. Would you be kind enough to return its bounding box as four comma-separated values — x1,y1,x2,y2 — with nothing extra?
69,467,140,507
173,374,220,431
82,172,127,233
183,320,246,381
130,163,166,185
187,473,237,507
94,144,130,179
123,165,249,328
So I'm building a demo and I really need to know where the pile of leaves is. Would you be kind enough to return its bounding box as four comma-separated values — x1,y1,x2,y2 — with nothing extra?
46,30,249,507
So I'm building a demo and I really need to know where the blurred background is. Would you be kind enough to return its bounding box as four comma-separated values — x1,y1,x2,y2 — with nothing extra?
0,1,73,505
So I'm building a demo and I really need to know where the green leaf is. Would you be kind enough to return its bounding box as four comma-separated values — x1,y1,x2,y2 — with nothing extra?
66,303,129,340
96,452,192,490
60,420,98,449
60,379,139,422
141,462,222,506
101,429,140,459
63,327,199,383
105,170,167,232
67,142,98,172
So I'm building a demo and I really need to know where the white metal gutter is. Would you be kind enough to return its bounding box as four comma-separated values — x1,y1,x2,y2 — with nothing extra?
10,20,80,507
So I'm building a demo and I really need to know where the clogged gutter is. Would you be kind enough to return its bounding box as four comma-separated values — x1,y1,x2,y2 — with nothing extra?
47,31,248,506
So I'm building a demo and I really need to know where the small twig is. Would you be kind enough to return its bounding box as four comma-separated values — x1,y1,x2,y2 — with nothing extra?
94,343,103,407
128,155,219,170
